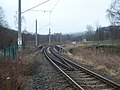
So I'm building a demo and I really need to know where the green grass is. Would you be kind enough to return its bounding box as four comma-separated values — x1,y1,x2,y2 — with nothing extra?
84,39,120,46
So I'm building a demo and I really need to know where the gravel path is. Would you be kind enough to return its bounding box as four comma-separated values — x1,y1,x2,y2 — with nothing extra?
24,52,74,90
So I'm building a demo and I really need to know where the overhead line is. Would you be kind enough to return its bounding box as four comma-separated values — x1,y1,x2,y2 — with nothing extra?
51,0,60,12
21,0,49,14
30,10,50,12
38,24,49,30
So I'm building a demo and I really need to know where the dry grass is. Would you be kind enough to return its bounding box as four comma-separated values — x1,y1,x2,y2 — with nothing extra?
68,46,120,78
0,50,40,90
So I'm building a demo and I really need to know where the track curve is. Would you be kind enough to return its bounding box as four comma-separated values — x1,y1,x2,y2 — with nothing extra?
44,46,120,90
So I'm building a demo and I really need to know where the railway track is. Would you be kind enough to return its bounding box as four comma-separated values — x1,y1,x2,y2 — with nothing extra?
43,46,120,90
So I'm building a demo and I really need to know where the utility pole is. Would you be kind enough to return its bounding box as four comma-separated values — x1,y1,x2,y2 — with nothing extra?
18,0,22,51
36,19,38,47
60,33,62,45
17,0,49,51
49,28,51,45
49,0,51,46
48,10,51,45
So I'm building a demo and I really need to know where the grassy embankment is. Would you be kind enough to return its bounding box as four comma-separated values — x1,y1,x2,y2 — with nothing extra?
66,40,120,78
0,49,40,90
84,39,120,45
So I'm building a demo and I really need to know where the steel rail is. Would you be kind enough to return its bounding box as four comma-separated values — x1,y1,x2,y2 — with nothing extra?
52,46,120,89
44,47,84,90
50,48,75,70
51,59,72,69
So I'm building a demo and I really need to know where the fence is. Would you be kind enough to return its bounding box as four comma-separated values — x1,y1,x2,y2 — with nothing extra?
0,45,17,61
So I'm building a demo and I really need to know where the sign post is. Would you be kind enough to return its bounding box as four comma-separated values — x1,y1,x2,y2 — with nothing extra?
18,0,22,51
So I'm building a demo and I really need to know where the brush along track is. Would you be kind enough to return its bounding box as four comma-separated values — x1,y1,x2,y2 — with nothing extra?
44,46,120,90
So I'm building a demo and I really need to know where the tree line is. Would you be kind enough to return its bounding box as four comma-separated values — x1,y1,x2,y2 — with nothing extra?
84,25,120,41
0,26,17,48
84,0,120,42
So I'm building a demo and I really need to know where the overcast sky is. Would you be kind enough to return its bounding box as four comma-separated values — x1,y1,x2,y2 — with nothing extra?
0,0,111,34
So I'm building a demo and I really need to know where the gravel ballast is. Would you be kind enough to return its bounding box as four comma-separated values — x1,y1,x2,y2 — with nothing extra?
24,52,74,90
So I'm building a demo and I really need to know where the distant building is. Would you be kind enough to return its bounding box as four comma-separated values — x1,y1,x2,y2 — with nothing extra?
83,39,86,42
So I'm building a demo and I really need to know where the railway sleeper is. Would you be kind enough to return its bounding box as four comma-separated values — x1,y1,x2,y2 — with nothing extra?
101,88,115,90
72,77,95,81
69,74,91,78
75,80,103,85
65,71,87,75
81,84,112,89
65,70,83,73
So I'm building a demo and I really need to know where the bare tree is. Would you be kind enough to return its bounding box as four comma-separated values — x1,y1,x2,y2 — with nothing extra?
85,25,95,40
0,7,8,27
86,25,94,35
13,11,26,30
107,0,120,45
107,0,120,25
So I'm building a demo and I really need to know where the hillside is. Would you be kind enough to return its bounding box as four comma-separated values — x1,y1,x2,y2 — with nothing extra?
72,32,86,37
0,26,17,48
